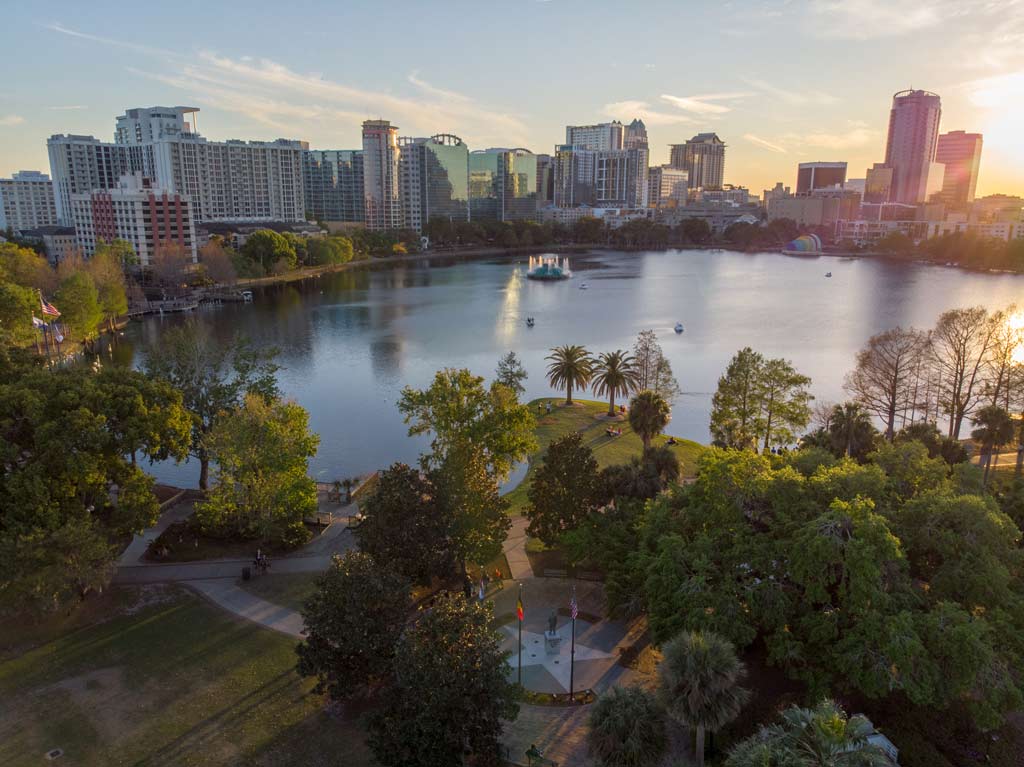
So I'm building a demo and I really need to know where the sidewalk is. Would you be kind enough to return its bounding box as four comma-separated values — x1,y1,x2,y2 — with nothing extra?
504,516,533,581
189,579,305,638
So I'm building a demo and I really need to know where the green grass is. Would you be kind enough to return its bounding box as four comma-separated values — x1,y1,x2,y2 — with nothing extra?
240,573,323,613
504,397,706,515
0,587,373,767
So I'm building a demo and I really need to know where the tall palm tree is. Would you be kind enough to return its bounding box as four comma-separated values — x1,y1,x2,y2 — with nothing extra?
828,402,876,459
725,699,891,767
971,404,1015,484
545,345,593,405
592,350,640,417
658,630,750,767
628,390,671,450
587,685,667,767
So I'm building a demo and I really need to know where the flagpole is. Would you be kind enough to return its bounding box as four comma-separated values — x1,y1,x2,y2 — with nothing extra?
517,583,523,686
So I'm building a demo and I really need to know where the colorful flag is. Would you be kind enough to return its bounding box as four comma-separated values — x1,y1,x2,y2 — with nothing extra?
53,325,64,344
40,296,61,318
32,316,46,328
516,594,524,622
478,579,485,601
570,590,578,620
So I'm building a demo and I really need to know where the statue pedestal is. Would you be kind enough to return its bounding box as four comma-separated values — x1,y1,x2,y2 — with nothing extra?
544,631,561,655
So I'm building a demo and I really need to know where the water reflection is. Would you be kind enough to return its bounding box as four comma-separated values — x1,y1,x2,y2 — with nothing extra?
120,250,1024,487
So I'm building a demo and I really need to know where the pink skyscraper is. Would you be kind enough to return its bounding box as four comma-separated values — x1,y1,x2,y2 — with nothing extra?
935,130,983,206
883,90,942,204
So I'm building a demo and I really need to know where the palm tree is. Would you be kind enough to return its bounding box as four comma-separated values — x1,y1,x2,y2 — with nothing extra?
587,685,667,767
545,345,593,405
340,476,359,504
658,630,750,767
628,390,671,450
726,699,891,767
828,402,876,459
971,404,1015,484
592,350,641,417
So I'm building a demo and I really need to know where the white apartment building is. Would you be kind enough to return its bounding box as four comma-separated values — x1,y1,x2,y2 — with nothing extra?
565,122,624,151
71,173,197,265
648,166,689,208
0,171,58,231
47,135,132,225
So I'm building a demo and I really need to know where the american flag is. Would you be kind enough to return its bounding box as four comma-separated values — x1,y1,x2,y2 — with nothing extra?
570,590,578,620
40,296,60,318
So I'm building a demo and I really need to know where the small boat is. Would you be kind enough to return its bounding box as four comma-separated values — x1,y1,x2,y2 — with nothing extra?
579,283,589,290
526,317,535,327
824,272,832,278
674,323,684,334
241,290,254,302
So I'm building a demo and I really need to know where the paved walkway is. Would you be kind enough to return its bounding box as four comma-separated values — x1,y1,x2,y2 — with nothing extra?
504,516,533,580
116,500,195,567
189,579,305,638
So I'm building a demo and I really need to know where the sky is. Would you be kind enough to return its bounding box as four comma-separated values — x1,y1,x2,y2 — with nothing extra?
1,0,1023,198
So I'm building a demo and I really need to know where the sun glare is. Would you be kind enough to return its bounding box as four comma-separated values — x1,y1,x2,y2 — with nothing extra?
1010,311,1024,364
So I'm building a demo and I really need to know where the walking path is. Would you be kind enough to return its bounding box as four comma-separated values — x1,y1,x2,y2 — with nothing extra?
189,579,305,638
504,516,533,580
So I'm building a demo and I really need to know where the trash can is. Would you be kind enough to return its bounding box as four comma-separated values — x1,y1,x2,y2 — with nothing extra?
242,566,251,581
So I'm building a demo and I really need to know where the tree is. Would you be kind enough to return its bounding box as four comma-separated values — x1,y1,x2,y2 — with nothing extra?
658,630,750,767
710,348,766,449
588,685,667,767
758,357,813,451
0,281,38,347
241,229,297,272
632,329,682,399
0,242,55,291
196,394,318,547
356,464,452,585
628,390,671,450
296,551,411,701
307,236,354,266
398,367,536,482
144,320,280,489
526,433,602,545
546,344,594,405
150,242,193,293
725,699,891,767
367,593,518,767
971,404,1015,483
592,349,640,416
199,239,237,285
495,350,528,396
87,242,130,332
931,306,999,439
0,362,190,614
54,271,102,343
829,402,878,459
845,327,928,440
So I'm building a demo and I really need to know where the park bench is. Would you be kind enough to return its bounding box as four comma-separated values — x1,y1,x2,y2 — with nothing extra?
542,568,568,578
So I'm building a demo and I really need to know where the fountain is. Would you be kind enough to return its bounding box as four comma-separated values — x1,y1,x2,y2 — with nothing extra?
526,254,572,281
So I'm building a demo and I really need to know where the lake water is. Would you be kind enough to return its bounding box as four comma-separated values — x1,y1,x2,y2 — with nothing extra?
120,249,1024,488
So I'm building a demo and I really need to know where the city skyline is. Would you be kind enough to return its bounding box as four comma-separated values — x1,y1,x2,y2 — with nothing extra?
1,1,1022,198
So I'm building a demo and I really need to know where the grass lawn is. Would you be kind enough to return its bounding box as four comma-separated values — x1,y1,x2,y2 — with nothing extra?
503,397,706,515
0,586,373,767
240,572,323,613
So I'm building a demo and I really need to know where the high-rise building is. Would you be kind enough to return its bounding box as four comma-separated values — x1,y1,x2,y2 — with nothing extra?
669,133,726,190
362,120,403,231
399,134,469,233
302,150,365,224
469,148,538,221
47,135,132,224
883,89,942,204
535,154,555,206
934,130,983,206
624,119,649,150
50,107,307,225
70,172,197,266
796,162,848,194
762,182,791,209
864,163,895,204
553,146,648,208
0,171,58,231
565,122,624,151
648,165,689,208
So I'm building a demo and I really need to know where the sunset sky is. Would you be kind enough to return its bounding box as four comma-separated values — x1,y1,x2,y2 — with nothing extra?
2,0,1022,198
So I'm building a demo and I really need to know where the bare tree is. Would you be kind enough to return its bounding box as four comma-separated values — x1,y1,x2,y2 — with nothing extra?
984,305,1022,410
845,326,928,441
632,329,681,399
199,239,237,286
150,243,194,296
931,306,1000,439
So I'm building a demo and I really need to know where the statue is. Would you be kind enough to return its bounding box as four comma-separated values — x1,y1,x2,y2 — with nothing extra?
547,609,558,635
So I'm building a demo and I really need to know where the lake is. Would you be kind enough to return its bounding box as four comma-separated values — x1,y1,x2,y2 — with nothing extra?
119,249,1024,488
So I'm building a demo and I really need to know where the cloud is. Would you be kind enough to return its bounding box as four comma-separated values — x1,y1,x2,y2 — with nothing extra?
46,22,175,57
48,105,87,111
798,128,876,149
805,0,1020,40
602,100,694,126
963,70,1024,108
660,92,750,115
743,78,838,106
49,23,531,149
744,134,787,153
0,115,25,127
